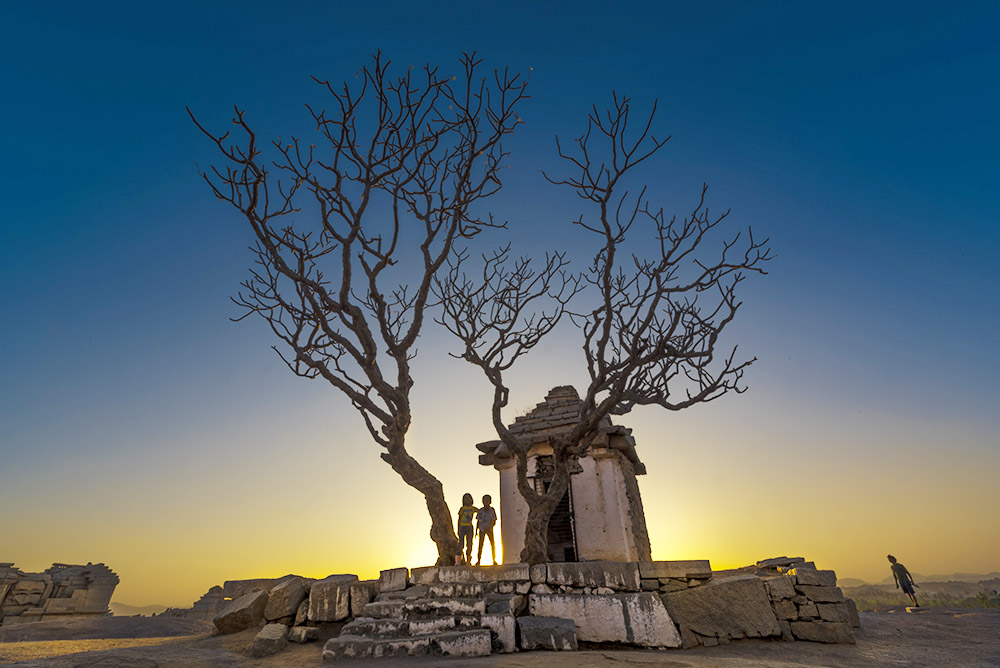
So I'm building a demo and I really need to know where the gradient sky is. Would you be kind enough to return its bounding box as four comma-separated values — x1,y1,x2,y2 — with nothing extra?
2,1,998,607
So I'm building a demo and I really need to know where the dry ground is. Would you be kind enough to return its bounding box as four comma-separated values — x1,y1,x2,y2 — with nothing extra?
1,608,998,668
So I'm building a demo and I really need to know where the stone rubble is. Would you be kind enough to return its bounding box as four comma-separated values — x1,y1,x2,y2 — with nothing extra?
185,555,858,660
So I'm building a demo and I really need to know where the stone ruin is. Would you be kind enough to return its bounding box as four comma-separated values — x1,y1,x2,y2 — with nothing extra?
200,557,860,660
171,385,862,658
0,563,118,626
477,386,651,563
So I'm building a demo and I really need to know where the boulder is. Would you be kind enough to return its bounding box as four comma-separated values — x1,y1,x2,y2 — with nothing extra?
663,575,780,640
517,616,578,651
789,620,855,644
213,590,268,634
264,577,307,621
249,623,288,657
529,593,680,647
546,562,640,591
379,567,408,593
308,574,358,622
638,560,711,580
288,626,319,643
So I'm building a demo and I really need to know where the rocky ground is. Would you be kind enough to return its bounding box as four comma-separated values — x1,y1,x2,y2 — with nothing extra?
1,608,998,667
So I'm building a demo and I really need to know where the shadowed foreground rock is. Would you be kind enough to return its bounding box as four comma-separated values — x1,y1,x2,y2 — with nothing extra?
213,590,267,634
517,616,578,650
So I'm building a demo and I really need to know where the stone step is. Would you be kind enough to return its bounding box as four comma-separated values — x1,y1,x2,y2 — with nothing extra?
404,597,486,617
342,615,461,640
323,630,492,661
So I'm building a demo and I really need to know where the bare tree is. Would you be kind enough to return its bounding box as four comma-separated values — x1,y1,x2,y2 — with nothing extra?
189,53,528,565
437,93,772,564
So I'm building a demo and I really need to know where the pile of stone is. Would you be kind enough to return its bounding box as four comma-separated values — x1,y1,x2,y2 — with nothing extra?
664,556,860,648
0,563,119,626
163,574,317,622
211,573,365,657
209,557,859,659
324,561,684,660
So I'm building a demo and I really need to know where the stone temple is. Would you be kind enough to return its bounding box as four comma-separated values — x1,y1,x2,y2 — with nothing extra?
476,386,652,564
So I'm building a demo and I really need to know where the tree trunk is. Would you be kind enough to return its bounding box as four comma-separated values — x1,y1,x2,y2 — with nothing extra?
383,448,458,565
518,463,570,564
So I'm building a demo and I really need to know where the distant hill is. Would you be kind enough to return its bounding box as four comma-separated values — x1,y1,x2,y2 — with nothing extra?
878,572,1000,585
838,578,870,587
110,602,169,617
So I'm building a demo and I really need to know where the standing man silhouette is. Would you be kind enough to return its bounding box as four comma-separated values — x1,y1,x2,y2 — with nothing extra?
887,554,919,607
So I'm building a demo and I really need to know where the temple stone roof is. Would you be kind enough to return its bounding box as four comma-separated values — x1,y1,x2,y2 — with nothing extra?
476,386,646,474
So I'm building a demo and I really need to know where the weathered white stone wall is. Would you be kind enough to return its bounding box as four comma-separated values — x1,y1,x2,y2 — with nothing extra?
498,460,527,564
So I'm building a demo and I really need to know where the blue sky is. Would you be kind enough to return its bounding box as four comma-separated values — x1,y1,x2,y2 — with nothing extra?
1,1,998,605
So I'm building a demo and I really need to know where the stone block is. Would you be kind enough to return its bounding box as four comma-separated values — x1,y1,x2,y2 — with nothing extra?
790,569,837,587
662,575,780,640
323,636,373,660
530,564,547,584
640,579,659,591
795,585,845,603
773,599,797,620
380,568,408,593
373,637,431,657
349,581,379,618
777,619,795,642
214,590,268,634
411,564,529,585
798,602,819,619
363,600,406,619
817,602,850,623
342,618,409,638
431,630,492,657
789,620,856,644
377,585,429,602
659,579,688,593
529,593,680,647
428,583,483,598
846,598,861,628
518,616,578,651
264,577,308,622
249,623,288,657
404,597,485,616
763,576,796,600
288,626,320,643
408,617,455,635
481,613,516,653
756,556,804,569
531,583,554,594
308,575,358,622
638,560,712,580
546,562,640,591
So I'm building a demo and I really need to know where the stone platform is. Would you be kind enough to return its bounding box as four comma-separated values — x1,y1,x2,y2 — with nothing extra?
204,557,859,660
